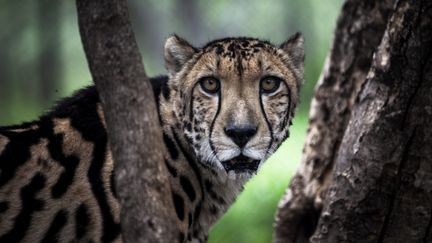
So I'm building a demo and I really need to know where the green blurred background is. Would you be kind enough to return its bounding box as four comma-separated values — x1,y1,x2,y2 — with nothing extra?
0,0,343,242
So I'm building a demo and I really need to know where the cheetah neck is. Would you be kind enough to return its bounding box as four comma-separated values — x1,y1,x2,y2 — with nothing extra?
159,104,251,241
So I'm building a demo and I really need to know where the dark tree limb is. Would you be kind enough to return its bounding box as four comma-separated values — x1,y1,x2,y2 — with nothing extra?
76,1,177,242
275,0,432,242
274,0,396,241
311,0,432,241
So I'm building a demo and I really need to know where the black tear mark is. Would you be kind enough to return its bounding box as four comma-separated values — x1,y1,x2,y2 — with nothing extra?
208,88,221,160
281,86,292,131
259,89,274,153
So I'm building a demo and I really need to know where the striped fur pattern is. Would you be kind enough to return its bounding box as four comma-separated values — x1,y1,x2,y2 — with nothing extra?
0,34,304,243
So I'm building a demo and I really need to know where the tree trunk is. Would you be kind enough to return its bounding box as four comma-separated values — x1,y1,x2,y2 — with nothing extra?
274,0,432,242
75,1,177,242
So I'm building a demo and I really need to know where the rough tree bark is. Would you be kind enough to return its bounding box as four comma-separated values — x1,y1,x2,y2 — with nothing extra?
275,0,432,242
76,0,177,242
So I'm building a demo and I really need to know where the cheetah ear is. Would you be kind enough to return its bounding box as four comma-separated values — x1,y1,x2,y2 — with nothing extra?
280,32,305,72
164,34,197,76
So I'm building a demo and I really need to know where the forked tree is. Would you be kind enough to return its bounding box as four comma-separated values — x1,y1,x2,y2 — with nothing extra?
75,0,432,242
275,0,432,242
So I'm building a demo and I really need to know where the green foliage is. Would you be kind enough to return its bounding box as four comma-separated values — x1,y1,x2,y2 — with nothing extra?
0,0,343,242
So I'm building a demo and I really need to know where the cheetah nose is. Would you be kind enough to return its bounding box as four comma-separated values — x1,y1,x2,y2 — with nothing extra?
224,124,257,148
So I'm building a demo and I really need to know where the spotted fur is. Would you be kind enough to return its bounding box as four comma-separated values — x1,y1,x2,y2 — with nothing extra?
0,34,304,242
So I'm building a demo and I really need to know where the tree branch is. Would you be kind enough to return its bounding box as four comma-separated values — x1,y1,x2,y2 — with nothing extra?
274,0,396,242
275,0,432,242
311,0,432,241
76,0,177,242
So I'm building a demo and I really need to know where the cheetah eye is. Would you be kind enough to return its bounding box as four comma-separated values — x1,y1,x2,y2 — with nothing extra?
260,76,281,94
199,77,220,94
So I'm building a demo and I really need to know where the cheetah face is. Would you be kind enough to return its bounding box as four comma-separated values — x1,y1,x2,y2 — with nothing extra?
163,34,304,175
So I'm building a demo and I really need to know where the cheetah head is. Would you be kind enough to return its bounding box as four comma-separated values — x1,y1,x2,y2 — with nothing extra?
162,34,304,176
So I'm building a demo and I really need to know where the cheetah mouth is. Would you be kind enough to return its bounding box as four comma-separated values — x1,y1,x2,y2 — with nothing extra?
221,155,260,173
